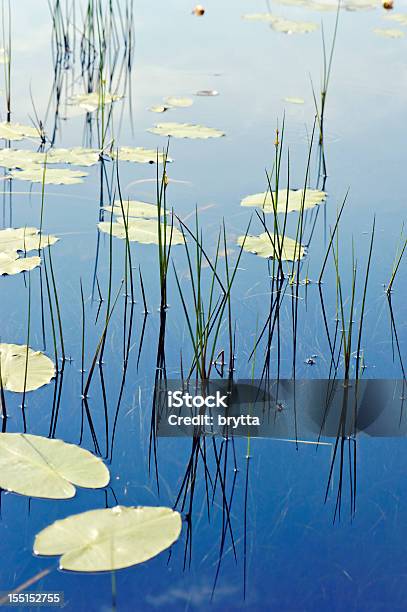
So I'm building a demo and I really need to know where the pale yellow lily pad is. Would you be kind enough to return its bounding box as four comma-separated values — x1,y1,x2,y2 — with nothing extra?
0,433,109,499
0,227,58,254
0,48,9,64
98,218,184,245
164,97,193,107
115,147,171,164
46,148,100,166
385,13,407,26
0,149,44,170
69,92,122,113
0,252,41,276
238,232,305,260
0,122,40,141
103,200,164,219
10,168,87,184
0,343,55,392
241,189,326,213
284,97,305,104
242,13,318,33
373,27,405,38
149,105,170,113
148,122,225,139
34,506,182,571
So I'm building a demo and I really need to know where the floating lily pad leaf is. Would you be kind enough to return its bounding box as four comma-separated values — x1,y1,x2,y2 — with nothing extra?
98,218,184,245
284,97,305,104
46,148,100,167
0,227,58,254
0,122,40,141
0,48,9,64
115,147,171,164
373,27,405,37
164,97,193,107
103,200,164,219
0,149,44,170
385,13,407,26
149,105,170,113
148,122,225,139
271,17,318,33
0,433,109,499
237,232,305,260
241,189,326,213
274,0,337,10
345,0,379,9
242,13,318,33
34,505,182,571
196,90,219,96
69,92,122,113
0,344,55,392
10,168,88,184
0,252,41,276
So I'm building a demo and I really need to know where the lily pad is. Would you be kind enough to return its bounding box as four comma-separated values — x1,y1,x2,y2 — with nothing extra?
98,218,184,245
242,13,318,33
10,168,88,184
46,148,100,167
0,122,40,141
115,147,171,164
148,122,225,139
385,13,407,26
373,27,405,38
0,149,44,169
241,189,326,213
103,200,164,219
149,105,170,113
0,227,58,254
164,97,193,107
237,232,305,260
0,48,9,64
34,505,182,572
274,0,337,10
0,343,55,392
284,97,305,104
69,92,122,113
0,433,109,499
0,252,41,276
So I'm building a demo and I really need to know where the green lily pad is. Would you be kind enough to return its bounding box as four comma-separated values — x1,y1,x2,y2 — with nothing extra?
0,149,44,169
373,28,405,38
241,189,326,213
34,506,182,571
385,13,407,26
0,433,109,499
0,227,58,254
149,105,170,113
103,200,164,219
0,252,41,276
242,13,318,33
164,97,193,107
10,168,88,184
148,122,225,139
69,92,122,113
46,148,100,167
115,147,171,164
237,232,305,260
284,97,305,104
0,343,55,392
0,122,40,141
98,218,184,245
